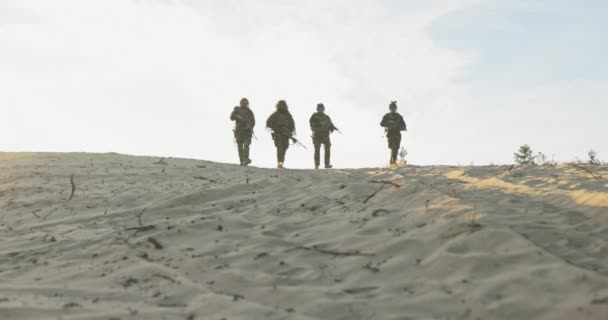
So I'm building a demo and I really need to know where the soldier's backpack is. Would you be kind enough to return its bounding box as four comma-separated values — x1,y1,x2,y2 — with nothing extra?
317,115,331,130
385,117,399,131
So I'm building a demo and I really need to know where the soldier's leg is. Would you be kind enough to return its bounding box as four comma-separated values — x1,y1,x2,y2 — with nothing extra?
387,137,394,164
237,141,244,165
324,139,331,168
243,136,252,165
391,135,402,164
277,136,288,164
391,147,398,164
314,143,321,168
281,142,288,163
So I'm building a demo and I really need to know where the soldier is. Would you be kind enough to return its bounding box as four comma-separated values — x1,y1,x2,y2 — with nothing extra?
309,103,337,169
380,101,407,166
230,98,255,166
266,100,295,169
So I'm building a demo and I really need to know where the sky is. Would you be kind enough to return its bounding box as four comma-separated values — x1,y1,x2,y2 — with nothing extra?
1,0,606,168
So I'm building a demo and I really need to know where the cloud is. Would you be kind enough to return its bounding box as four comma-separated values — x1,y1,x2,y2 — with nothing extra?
0,1,40,25
1,0,605,167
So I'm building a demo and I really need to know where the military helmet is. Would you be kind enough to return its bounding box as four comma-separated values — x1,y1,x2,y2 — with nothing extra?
317,103,325,111
240,98,249,106
389,101,397,110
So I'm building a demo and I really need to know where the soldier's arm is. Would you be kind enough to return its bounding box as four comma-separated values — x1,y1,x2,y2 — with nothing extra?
400,116,407,131
266,114,274,129
289,115,296,134
328,116,337,132
309,114,317,130
250,110,256,128
230,107,239,121
380,114,388,127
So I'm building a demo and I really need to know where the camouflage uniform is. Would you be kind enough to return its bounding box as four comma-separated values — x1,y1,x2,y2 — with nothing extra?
380,112,407,164
230,106,255,165
309,112,336,168
266,107,295,165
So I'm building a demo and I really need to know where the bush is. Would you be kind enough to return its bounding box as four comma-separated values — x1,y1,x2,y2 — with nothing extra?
588,149,601,165
399,147,408,165
536,152,557,166
514,144,535,165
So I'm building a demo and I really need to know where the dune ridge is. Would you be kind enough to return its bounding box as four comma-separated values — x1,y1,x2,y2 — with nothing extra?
1,152,607,320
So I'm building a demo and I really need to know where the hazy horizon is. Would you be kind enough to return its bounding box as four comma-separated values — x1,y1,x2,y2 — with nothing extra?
2,0,607,168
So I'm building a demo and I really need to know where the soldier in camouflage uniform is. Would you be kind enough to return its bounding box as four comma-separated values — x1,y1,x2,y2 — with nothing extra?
266,100,295,169
309,103,337,169
230,98,255,166
380,101,407,166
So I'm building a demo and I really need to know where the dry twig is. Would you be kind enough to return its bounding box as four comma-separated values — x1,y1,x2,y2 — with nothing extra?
369,180,401,188
569,164,602,180
125,225,156,232
288,244,375,257
469,204,482,230
42,208,59,220
136,208,147,226
67,175,76,201
208,287,245,302
363,185,385,204
32,210,42,219
151,273,178,283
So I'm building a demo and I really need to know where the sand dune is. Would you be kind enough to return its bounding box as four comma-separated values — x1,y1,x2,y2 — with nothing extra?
1,152,607,320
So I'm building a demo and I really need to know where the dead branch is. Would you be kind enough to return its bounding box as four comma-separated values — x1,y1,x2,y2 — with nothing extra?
369,180,401,188
469,204,482,230
371,209,390,217
569,164,602,180
124,225,156,232
67,175,76,201
288,244,375,257
157,303,187,308
42,208,58,220
32,210,42,219
151,273,178,283
363,185,385,204
209,288,244,302
136,208,147,226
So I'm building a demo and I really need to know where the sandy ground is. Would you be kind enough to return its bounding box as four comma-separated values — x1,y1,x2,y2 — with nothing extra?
0,152,607,320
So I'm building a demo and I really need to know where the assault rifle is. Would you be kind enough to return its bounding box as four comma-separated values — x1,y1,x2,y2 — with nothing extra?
277,127,308,150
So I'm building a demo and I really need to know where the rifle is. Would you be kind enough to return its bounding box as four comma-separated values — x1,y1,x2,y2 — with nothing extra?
291,136,308,149
245,119,257,140
277,127,308,150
